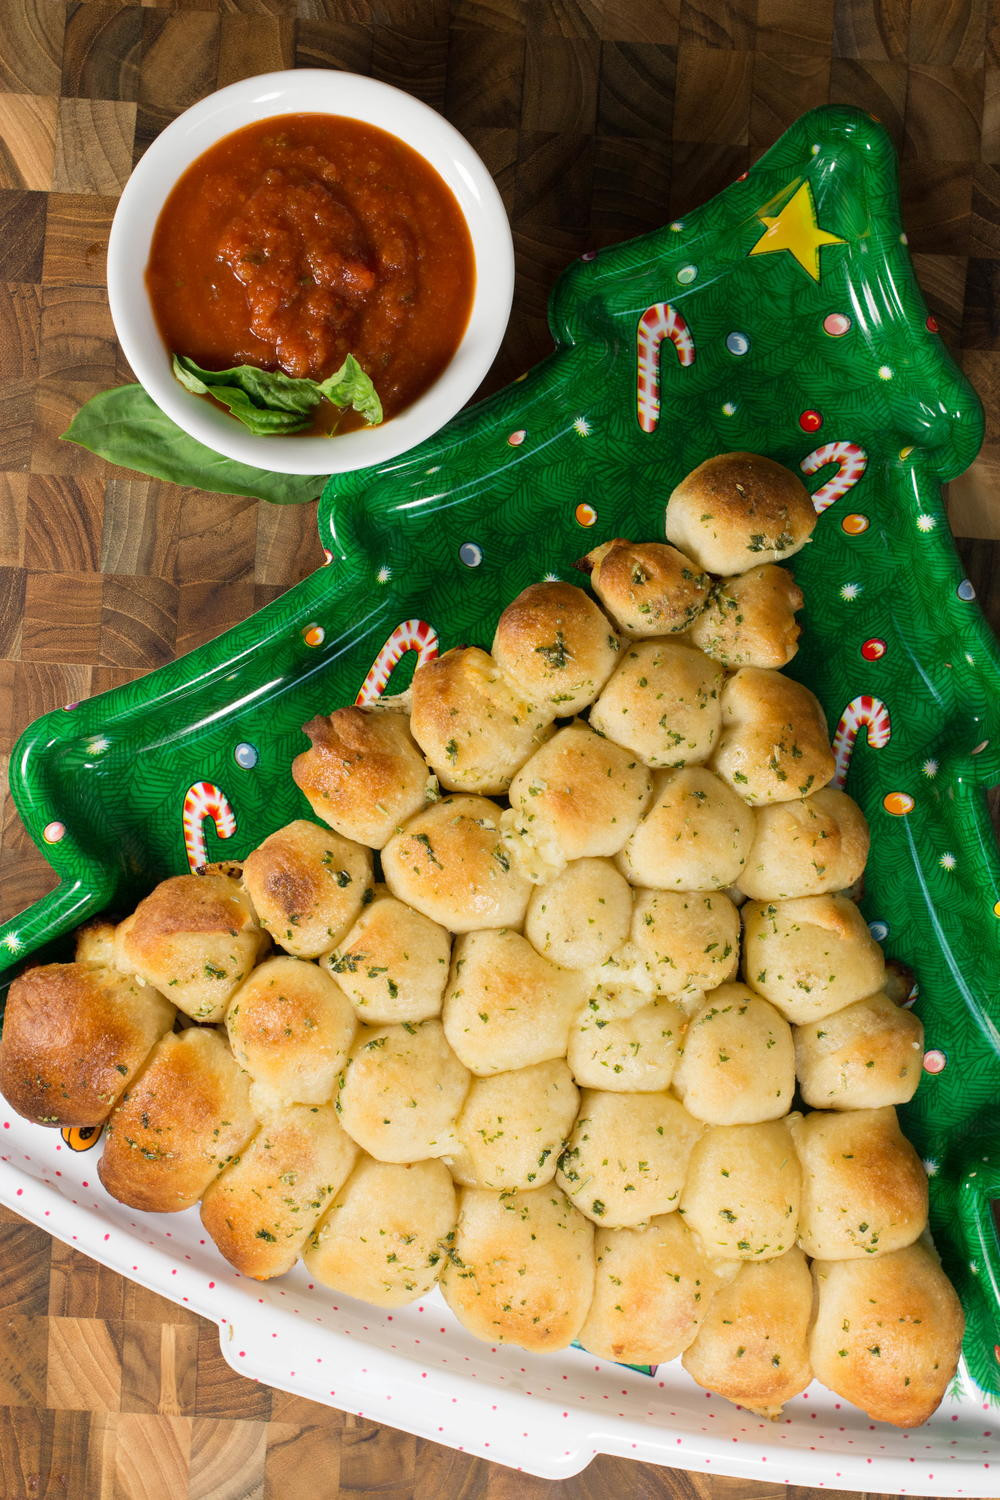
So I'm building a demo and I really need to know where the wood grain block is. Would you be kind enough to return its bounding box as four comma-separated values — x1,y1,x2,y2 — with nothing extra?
217,14,295,89
679,0,755,50
21,571,103,664
42,193,117,287
371,20,448,107
293,18,375,75
0,475,28,569
899,156,973,253
903,64,984,161
591,133,672,238
961,255,1000,347
522,34,600,134
25,474,104,574
193,1322,272,1423
254,498,322,589
910,250,969,347
48,1240,127,1323
750,51,833,147
61,3,143,104
0,1408,49,1498
0,1217,52,1316
340,1416,416,1496
0,93,58,190
113,1413,192,1500
0,0,66,97
595,42,677,138
189,1417,268,1500
0,568,27,659
444,25,525,131
673,44,752,143
99,573,179,669
52,98,137,195
46,1317,123,1413
832,0,911,61
758,0,837,52
828,57,908,147
908,0,988,70
0,188,47,283
120,1322,199,1417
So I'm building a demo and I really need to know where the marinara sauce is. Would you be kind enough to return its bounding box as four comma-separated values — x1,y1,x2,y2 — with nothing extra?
146,114,476,433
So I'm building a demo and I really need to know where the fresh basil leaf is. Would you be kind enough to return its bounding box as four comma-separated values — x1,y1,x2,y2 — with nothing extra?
60,385,325,504
172,361,311,434
173,354,322,418
317,354,384,426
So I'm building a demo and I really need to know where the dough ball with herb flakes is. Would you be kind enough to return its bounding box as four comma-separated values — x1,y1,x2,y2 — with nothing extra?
738,787,870,901
242,820,372,959
679,1119,801,1260
712,668,835,806
323,891,451,1024
523,858,633,969
292,706,436,850
578,1212,734,1366
304,1156,457,1307
492,580,621,714
382,795,531,933
200,1102,358,1280
791,1106,928,1260
688,563,803,669
0,961,175,1128
441,1185,595,1351
672,984,795,1125
337,1018,470,1162
606,889,740,998
410,646,554,794
567,988,685,1092
666,452,816,576
742,894,885,1025
502,723,652,882
556,1089,703,1227
682,1247,814,1418
115,872,267,1024
225,955,357,1111
589,640,724,769
809,1242,964,1427
793,990,924,1110
583,538,711,637
618,767,756,891
442,929,585,1076
447,1059,579,1190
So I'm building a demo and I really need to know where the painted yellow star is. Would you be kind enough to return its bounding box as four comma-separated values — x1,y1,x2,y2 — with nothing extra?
748,181,844,281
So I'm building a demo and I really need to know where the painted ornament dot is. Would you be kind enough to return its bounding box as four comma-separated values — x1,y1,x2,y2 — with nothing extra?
322,548,333,564
841,513,869,535
507,429,526,447
878,365,893,380
575,502,598,528
868,919,889,942
957,579,976,601
922,1049,947,1075
993,900,1000,919
883,790,914,817
861,638,886,661
725,331,750,356
302,624,325,648
43,821,65,844
234,742,259,770
721,401,737,416
799,409,823,432
676,264,697,284
823,312,851,337
926,314,940,333
459,542,483,568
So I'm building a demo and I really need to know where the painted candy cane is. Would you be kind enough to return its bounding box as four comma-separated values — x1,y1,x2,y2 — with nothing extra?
832,695,892,788
636,303,695,433
356,619,439,705
800,440,868,514
182,781,237,871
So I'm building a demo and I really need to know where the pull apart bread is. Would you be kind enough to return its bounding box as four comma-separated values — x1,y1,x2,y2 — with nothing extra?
0,452,961,1428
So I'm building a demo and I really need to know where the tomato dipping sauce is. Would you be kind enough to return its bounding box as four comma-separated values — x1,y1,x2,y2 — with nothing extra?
146,113,476,433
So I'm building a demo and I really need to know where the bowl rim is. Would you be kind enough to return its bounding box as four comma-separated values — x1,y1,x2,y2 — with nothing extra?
107,68,515,476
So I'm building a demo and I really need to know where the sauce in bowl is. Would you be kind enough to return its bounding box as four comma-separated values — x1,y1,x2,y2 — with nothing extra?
145,113,476,433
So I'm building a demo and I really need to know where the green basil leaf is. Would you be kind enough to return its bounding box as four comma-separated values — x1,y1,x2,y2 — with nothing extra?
317,354,384,426
173,354,323,418
60,385,326,504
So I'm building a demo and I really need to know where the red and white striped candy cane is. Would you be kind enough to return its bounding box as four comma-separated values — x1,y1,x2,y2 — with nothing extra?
832,695,891,788
356,619,439,705
636,303,695,433
800,441,868,514
182,781,237,871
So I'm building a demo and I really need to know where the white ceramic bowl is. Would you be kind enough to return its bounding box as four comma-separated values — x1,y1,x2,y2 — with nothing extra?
107,70,514,476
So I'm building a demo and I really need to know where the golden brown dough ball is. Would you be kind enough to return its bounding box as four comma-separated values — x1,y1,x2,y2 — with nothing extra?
323,891,451,1024
688,564,803,669
304,1156,457,1307
442,929,585,1075
523,858,633,969
491,580,621,713
115,872,266,1024
682,1247,814,1418
672,984,795,1124
502,723,652,882
583,538,711,637
440,1185,595,1351
791,1106,928,1259
679,1119,801,1260
742,894,885,1024
578,1213,734,1366
241,820,372,959
738,787,870,901
448,1059,579,1190
666,452,816,576
589,641,723,769
292,706,435,850
74,921,117,966
336,1018,470,1162
200,1103,358,1280
99,1027,256,1213
607,889,740,998
382,795,531,932
712,667,835,806
556,1090,703,1227
225,956,357,1110
567,988,685,1092
410,646,554,793
617,767,756,891
794,991,923,1111
809,1242,964,1427
0,962,175,1128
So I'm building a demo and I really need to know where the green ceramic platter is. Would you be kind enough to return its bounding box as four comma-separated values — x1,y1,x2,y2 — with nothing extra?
2,105,999,1400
